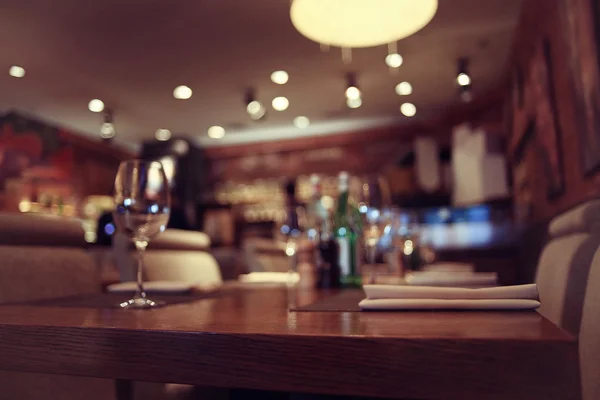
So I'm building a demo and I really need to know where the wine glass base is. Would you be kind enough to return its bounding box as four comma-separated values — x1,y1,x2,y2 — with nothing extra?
119,297,165,309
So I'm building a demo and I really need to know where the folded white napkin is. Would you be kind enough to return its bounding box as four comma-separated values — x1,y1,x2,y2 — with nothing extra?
364,283,538,300
238,272,300,284
107,281,193,294
359,298,541,310
404,271,498,287
359,283,540,310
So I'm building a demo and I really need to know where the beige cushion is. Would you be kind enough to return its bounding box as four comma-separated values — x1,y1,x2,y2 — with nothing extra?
536,234,599,335
580,248,600,400
0,213,86,248
144,250,223,288
549,200,600,238
149,229,211,251
0,246,100,303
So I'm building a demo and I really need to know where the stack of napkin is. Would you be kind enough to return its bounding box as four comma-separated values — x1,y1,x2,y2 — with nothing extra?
359,283,540,310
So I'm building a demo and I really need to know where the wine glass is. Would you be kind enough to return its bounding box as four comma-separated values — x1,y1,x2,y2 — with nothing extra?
113,160,171,309
356,176,392,283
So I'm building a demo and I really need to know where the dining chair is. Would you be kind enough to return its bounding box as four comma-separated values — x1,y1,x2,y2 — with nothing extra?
579,246,600,400
535,200,600,335
0,214,213,400
0,213,115,400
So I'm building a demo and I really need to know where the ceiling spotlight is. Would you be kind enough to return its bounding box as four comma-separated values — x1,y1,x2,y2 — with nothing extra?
245,88,266,121
457,58,471,87
293,116,310,128
345,86,361,100
457,73,471,87
400,102,417,117
173,85,192,100
207,125,225,139
100,123,115,139
347,97,362,109
385,53,403,68
8,65,25,78
271,70,289,85
272,96,289,111
172,139,189,155
155,129,171,141
345,72,362,101
100,109,116,140
88,99,105,113
247,100,266,120
395,81,412,96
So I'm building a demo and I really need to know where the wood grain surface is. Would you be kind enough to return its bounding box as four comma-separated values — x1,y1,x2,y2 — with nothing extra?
0,287,581,400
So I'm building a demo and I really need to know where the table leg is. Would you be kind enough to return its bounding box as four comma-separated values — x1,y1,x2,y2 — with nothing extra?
115,379,134,400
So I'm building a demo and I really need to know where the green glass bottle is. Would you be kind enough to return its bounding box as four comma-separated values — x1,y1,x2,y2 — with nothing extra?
334,172,360,287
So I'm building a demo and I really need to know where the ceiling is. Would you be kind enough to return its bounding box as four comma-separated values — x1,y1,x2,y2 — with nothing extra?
0,0,523,149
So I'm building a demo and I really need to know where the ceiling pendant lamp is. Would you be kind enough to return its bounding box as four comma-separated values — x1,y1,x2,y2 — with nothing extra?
100,109,116,141
385,41,403,72
290,0,438,49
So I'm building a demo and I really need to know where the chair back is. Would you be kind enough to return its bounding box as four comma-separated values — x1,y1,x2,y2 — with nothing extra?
536,200,600,334
144,250,222,288
580,247,600,400
0,245,99,303
0,213,86,248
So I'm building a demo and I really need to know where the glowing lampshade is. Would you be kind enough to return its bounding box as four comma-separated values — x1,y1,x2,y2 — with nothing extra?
290,0,438,48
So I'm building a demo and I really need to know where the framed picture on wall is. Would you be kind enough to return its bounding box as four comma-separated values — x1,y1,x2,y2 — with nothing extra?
526,38,565,198
561,0,600,174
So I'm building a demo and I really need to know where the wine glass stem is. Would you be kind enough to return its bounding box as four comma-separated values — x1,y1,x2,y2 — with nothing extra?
134,240,148,299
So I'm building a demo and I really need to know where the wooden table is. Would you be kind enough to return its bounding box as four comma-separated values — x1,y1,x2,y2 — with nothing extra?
0,286,580,400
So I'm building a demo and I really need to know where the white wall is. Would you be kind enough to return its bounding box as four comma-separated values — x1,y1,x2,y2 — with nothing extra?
451,124,509,205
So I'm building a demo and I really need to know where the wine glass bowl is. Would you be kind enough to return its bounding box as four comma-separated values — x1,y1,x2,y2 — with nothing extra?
113,160,171,309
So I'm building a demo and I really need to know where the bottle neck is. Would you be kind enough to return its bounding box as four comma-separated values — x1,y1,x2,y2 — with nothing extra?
320,213,334,241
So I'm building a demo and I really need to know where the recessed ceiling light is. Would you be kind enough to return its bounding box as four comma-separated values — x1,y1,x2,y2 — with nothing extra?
400,102,417,117
271,70,289,85
173,85,192,100
207,125,225,139
246,100,266,120
272,96,289,111
9,65,25,78
155,129,171,141
88,99,105,113
385,53,403,68
293,116,310,128
395,81,412,96
457,73,471,86
347,97,362,109
345,86,361,100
